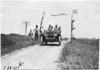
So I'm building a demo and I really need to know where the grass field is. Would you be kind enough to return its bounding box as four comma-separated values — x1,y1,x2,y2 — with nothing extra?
1,33,35,56
59,38,99,70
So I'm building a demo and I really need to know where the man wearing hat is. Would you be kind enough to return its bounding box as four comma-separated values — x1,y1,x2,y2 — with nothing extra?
54,24,58,32
33,25,39,41
48,24,51,31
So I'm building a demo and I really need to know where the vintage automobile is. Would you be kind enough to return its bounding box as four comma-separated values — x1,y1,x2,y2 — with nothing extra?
40,30,61,46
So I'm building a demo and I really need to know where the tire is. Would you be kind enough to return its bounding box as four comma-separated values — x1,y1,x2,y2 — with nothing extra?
40,37,43,46
58,36,61,46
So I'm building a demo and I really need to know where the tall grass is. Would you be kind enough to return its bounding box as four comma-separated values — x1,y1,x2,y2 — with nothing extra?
1,34,35,56
59,39,99,70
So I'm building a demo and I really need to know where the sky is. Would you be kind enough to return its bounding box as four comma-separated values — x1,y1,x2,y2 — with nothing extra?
1,1,100,38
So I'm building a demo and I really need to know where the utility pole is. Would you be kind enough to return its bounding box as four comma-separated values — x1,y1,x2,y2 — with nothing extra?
40,11,45,34
22,21,30,35
71,15,73,43
71,17,75,43
71,9,77,43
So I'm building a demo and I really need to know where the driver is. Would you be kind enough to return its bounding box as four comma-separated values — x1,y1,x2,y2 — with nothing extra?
50,26,53,31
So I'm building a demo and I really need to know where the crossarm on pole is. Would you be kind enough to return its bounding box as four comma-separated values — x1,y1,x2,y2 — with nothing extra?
51,13,68,16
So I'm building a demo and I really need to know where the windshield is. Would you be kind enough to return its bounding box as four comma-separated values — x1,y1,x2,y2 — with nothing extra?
46,31,55,34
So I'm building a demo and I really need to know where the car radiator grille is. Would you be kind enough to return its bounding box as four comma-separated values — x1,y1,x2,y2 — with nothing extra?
48,35,54,38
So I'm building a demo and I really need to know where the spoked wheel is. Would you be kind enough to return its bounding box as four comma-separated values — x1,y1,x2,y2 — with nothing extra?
58,36,61,46
40,37,43,46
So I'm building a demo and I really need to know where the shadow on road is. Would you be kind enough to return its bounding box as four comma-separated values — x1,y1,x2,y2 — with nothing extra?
42,44,60,46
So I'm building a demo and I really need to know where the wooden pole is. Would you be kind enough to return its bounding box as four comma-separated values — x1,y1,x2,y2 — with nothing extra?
22,21,30,36
71,15,73,43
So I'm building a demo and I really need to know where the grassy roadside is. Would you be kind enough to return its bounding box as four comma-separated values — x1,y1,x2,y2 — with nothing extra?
59,38,99,70
1,34,35,56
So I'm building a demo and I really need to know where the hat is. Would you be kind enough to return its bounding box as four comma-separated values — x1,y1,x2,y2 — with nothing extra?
36,25,38,27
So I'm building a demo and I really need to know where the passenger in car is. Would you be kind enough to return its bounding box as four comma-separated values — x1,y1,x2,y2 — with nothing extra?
58,27,61,33
54,25,58,32
50,26,53,31
48,24,51,31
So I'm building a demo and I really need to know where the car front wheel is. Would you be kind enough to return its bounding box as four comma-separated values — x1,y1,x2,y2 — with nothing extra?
58,36,61,46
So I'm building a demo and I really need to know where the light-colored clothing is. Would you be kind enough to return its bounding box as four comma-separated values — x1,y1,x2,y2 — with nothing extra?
54,27,58,32
41,28,45,33
48,28,51,31
34,28,39,34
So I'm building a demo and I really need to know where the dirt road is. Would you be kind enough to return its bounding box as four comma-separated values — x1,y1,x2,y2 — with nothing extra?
1,41,66,70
